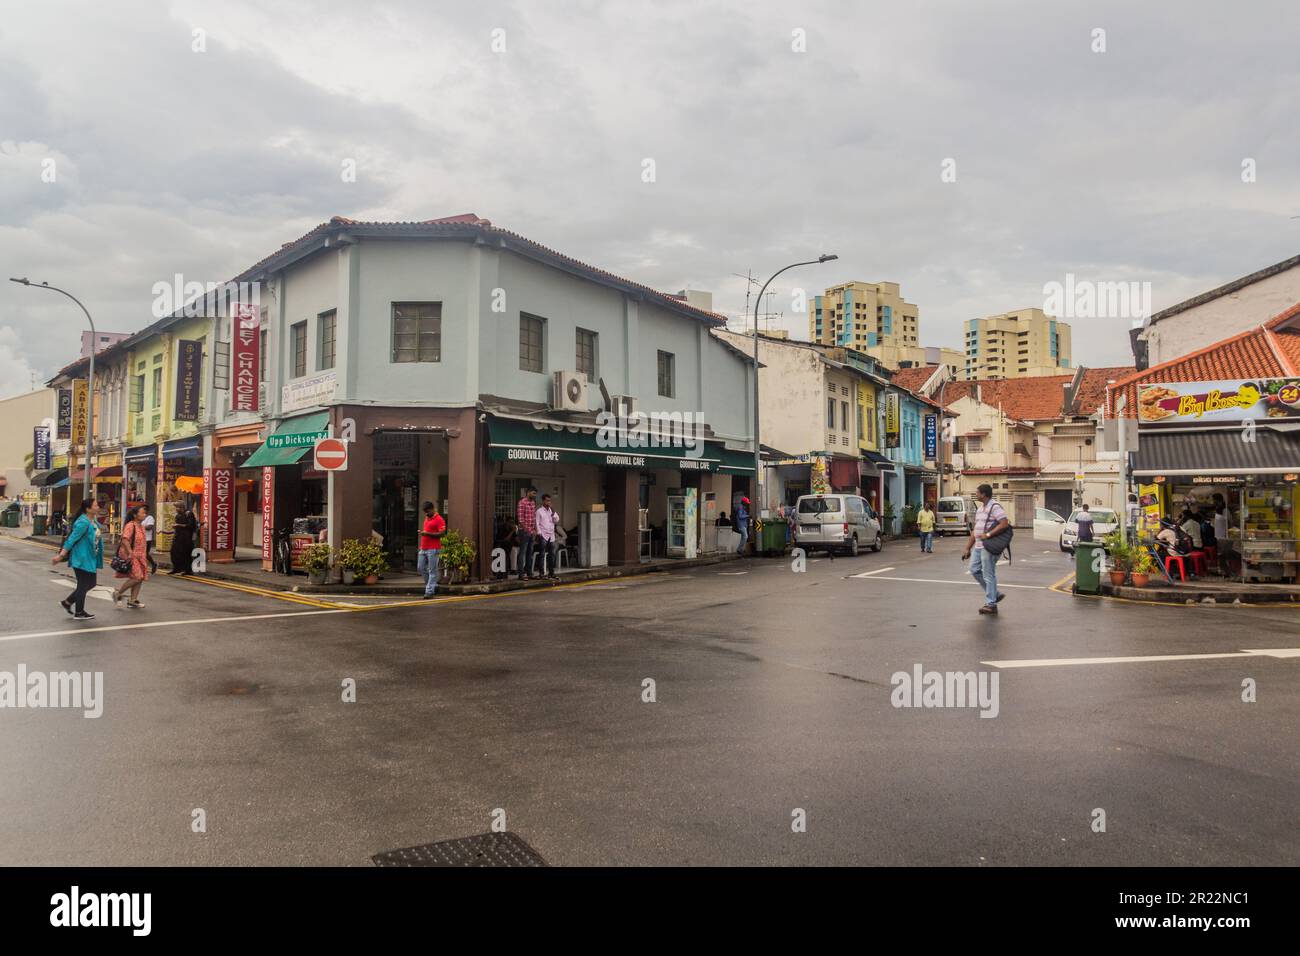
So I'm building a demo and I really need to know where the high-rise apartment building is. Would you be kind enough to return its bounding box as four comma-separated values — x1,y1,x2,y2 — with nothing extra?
963,308,1071,379
808,280,962,375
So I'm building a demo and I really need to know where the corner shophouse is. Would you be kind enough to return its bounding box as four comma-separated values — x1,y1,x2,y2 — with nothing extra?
212,215,756,579
1109,302,1300,585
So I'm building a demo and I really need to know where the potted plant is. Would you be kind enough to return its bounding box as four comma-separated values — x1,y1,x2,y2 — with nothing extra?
338,538,387,585
1105,534,1131,586
302,542,334,586
1130,549,1154,587
882,503,897,537
439,530,476,584
901,504,918,535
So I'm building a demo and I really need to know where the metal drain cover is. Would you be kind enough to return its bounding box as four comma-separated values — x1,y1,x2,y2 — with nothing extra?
372,831,548,867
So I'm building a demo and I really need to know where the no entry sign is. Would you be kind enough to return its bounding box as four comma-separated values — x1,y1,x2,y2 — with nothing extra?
313,437,348,472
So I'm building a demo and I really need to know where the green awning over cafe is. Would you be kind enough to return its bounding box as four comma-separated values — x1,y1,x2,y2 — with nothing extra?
486,416,754,475
241,412,330,468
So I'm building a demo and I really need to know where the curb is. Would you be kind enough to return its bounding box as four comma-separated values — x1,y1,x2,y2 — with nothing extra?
1101,582,1299,605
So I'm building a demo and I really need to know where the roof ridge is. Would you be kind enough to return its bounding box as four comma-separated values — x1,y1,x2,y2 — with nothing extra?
1260,326,1299,375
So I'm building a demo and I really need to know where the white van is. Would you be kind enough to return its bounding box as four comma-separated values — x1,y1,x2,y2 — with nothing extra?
793,494,884,556
935,496,973,536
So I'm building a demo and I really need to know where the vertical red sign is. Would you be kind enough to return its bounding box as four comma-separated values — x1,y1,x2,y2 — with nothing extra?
210,468,234,552
232,303,260,412
201,466,211,549
261,466,275,565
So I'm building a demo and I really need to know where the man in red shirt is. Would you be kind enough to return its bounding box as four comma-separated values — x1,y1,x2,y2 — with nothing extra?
516,486,538,580
418,500,446,599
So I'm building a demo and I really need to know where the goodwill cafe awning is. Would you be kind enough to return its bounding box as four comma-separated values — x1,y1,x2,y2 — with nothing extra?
241,412,330,469
487,416,754,474
1132,425,1300,477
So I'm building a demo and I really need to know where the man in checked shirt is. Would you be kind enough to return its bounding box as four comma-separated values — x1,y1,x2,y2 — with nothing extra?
516,485,539,579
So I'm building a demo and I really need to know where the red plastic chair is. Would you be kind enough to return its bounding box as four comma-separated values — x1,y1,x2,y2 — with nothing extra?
1165,554,1188,581
1203,545,1218,564
1188,551,1207,576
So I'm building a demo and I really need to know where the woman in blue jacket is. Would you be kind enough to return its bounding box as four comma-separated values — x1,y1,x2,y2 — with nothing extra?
52,497,103,620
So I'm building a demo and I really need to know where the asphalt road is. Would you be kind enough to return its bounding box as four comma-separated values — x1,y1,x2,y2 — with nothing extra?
0,531,1296,866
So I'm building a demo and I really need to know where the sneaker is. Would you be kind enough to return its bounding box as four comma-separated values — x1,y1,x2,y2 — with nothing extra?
112,591,123,609
421,593,436,600
60,597,74,616
73,611,95,620
978,604,998,615
127,602,145,609
995,592,1006,603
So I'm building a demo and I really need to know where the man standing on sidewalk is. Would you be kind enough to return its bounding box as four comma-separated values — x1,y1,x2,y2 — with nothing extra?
140,505,157,575
735,497,750,555
961,483,1009,615
917,501,935,553
417,500,446,599
516,486,538,580
535,493,562,582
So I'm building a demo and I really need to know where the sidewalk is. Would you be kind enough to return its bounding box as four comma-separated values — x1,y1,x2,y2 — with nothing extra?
3,525,744,595
1102,577,1300,605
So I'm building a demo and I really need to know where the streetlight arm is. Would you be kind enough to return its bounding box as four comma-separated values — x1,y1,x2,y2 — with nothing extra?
10,278,97,503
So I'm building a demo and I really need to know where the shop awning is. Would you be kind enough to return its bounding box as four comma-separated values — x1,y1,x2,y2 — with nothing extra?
30,468,66,487
161,437,202,459
486,416,754,475
1132,426,1300,477
863,450,895,473
124,444,157,463
242,412,330,469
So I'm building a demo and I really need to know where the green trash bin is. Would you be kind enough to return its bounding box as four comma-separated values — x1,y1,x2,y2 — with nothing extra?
1074,541,1105,594
3,510,18,528
756,517,789,557
33,514,47,536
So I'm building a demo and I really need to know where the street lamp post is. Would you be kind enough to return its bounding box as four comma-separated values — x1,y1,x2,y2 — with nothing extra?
749,255,837,522
10,278,97,502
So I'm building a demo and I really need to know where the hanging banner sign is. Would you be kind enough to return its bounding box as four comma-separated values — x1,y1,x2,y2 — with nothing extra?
70,380,89,446
33,427,51,471
174,339,203,421
57,388,73,439
261,467,275,567
232,304,260,412
924,415,937,459
884,393,901,449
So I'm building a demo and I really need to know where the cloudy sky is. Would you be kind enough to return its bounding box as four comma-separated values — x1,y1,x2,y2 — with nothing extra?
2,0,1298,399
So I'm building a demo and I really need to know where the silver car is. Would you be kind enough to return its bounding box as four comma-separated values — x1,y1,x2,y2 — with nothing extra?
793,494,884,556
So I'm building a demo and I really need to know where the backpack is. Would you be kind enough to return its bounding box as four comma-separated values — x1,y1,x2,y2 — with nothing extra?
981,503,1014,556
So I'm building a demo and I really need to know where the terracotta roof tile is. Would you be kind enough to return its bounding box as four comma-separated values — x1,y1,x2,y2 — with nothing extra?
890,367,938,392
1110,300,1300,416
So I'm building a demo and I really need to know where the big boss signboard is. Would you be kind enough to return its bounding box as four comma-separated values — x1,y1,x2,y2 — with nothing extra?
1138,378,1300,424
231,304,260,412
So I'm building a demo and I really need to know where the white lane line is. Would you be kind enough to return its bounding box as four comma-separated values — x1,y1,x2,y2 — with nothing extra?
0,607,349,644
48,578,113,601
858,566,896,576
983,648,1300,669
849,573,1046,589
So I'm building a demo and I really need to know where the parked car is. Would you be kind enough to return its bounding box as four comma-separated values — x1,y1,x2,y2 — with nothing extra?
793,494,883,556
1032,507,1067,542
1060,508,1119,553
935,496,973,536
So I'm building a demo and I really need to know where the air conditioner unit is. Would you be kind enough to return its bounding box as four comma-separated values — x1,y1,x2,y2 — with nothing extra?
552,370,588,412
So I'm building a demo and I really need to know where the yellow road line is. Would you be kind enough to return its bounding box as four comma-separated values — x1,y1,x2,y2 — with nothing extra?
172,574,348,609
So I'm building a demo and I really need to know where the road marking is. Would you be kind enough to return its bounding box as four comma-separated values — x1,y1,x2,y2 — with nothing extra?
983,648,1300,668
850,573,1046,589
169,573,348,609
858,566,895,576
48,578,113,602
0,607,349,644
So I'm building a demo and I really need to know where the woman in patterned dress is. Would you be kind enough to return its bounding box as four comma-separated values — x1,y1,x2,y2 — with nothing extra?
113,505,150,609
